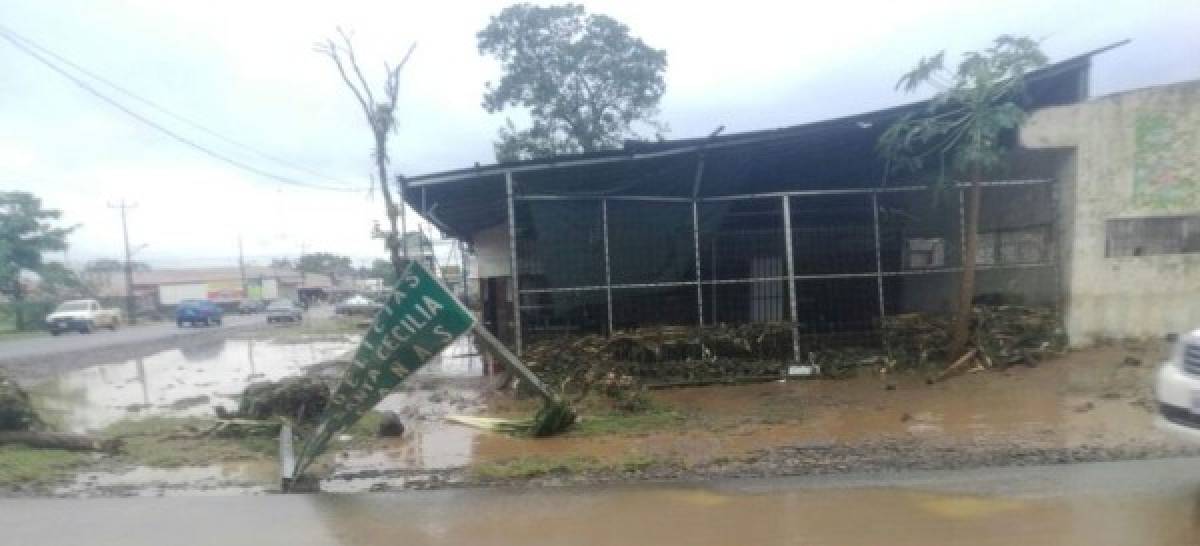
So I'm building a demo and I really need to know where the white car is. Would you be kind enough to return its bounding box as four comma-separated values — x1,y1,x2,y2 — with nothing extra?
45,299,121,335
1155,328,1200,442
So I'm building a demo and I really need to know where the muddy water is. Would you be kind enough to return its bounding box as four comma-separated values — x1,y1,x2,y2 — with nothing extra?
6,458,1200,546
25,338,356,433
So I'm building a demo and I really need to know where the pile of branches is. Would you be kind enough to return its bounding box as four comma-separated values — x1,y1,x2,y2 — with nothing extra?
234,377,331,423
883,305,1065,371
0,372,38,432
522,305,1065,387
523,323,794,391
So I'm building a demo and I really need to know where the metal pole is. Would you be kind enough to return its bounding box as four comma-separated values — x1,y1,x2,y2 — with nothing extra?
460,240,470,307
238,234,247,302
781,196,800,363
958,189,967,266
692,200,704,326
505,171,523,355
602,199,614,335
871,193,885,323
108,200,138,325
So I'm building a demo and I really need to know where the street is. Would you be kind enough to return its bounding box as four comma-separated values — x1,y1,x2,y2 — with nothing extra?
3,457,1199,545
0,313,264,366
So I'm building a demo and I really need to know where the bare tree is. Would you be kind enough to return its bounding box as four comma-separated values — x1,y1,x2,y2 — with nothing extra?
315,29,416,273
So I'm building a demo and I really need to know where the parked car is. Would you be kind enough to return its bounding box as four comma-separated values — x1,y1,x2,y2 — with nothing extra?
1155,329,1200,442
266,299,303,323
45,299,121,335
335,294,383,316
237,299,266,314
176,299,223,327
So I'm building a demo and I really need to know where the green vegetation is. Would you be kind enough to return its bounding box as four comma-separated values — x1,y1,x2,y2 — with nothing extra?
477,3,667,160
0,192,77,332
471,453,677,480
879,35,1047,359
0,446,90,483
101,417,276,468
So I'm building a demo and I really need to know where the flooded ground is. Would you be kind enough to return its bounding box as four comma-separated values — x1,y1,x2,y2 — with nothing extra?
26,337,357,433
6,457,1200,545
6,326,1189,497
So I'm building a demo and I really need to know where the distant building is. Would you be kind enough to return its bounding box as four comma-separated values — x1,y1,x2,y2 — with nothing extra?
399,231,438,273
88,266,332,308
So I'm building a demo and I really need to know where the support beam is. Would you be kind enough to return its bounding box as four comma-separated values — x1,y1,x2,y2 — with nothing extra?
692,200,704,327
958,188,967,266
602,199,614,335
505,171,523,355
781,196,800,363
871,193,885,323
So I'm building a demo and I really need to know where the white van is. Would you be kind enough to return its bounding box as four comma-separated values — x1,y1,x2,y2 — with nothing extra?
1155,329,1200,442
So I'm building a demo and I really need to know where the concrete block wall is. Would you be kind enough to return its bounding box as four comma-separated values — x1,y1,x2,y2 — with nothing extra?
1022,80,1200,344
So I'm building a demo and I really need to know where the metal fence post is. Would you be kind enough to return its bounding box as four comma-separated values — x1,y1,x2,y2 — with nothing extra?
872,192,885,323
602,199,614,335
958,188,967,267
505,171,522,355
692,200,704,327
781,195,800,363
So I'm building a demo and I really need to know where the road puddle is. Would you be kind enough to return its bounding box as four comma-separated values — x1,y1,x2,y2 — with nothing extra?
26,338,356,433
55,462,275,497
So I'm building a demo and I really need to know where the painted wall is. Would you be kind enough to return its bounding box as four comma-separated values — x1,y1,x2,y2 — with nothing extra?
158,283,208,305
1022,80,1200,343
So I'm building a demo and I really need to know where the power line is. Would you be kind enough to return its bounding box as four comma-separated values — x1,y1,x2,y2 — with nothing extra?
0,24,355,188
0,27,363,193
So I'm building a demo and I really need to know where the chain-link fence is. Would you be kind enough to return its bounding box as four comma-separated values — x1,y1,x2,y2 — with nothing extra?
507,179,1058,360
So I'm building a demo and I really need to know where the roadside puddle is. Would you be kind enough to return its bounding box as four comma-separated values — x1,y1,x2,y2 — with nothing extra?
26,338,356,433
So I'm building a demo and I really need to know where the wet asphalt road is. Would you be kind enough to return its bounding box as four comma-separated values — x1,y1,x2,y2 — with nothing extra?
0,314,264,368
4,457,1200,545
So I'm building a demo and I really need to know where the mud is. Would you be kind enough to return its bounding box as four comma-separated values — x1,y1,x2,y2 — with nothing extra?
326,341,1192,493
5,334,1193,498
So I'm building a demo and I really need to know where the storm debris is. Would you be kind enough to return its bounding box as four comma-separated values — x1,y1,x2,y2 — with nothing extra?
0,372,39,432
520,305,1064,386
236,377,330,423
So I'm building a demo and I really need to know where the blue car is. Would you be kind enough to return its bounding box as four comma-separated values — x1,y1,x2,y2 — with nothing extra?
176,299,223,327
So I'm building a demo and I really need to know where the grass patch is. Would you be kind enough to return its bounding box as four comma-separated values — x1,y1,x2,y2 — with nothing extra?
471,455,606,480
102,417,276,468
572,406,686,436
0,446,91,483
470,453,677,480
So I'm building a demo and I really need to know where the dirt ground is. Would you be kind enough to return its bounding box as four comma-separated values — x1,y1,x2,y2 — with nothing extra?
320,338,1193,492
2,331,1194,497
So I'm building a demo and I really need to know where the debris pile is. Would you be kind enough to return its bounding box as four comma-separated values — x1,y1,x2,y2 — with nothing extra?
0,372,38,431
236,377,330,423
522,305,1065,386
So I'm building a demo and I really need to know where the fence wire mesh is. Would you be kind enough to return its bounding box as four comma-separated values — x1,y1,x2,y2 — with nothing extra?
507,180,1058,363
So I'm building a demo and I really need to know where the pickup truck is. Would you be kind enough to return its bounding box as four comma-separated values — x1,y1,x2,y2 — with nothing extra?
45,299,121,335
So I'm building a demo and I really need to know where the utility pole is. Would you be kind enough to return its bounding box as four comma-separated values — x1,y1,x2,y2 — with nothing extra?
108,200,137,325
238,235,247,302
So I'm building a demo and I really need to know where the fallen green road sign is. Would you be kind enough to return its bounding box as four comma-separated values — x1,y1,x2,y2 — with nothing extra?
291,261,475,478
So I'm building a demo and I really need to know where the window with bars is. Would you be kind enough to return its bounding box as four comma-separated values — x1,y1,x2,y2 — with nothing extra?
1106,215,1200,257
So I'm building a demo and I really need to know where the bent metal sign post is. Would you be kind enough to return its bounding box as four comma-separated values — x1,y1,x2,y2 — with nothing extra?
292,261,475,477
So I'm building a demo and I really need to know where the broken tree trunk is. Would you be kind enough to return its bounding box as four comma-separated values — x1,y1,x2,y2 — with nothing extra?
931,348,978,384
0,430,119,453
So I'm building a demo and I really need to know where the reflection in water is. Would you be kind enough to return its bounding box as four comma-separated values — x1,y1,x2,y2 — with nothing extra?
179,338,227,362
28,339,355,433
306,469,1200,546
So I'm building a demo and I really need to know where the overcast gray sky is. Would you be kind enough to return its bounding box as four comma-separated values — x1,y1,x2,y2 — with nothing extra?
2,0,1197,269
